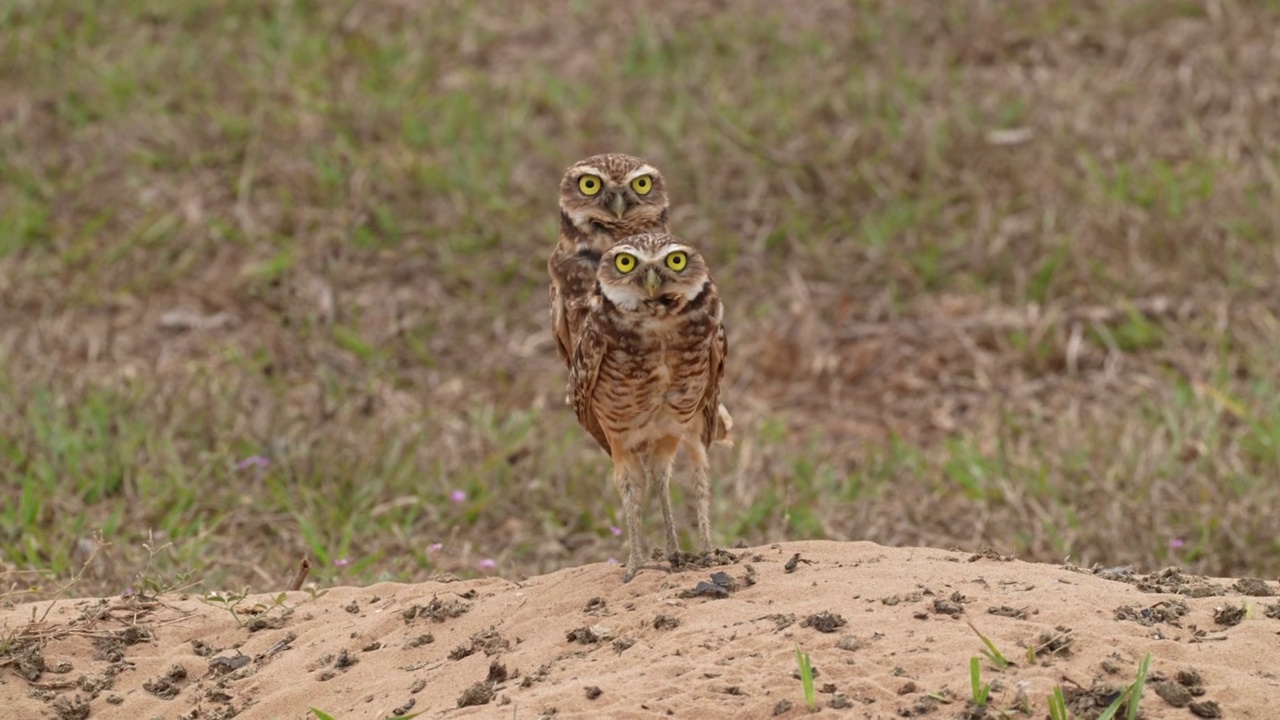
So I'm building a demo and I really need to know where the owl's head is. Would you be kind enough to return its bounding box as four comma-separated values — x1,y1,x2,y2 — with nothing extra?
560,154,668,235
597,233,712,312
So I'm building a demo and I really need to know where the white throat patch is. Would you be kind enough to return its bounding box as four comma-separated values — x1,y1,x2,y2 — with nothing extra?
600,281,643,311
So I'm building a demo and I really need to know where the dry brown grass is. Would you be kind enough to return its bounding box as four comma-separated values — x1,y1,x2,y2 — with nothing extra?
2,0,1279,597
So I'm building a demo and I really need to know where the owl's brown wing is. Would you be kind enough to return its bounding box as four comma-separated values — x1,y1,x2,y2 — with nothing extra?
700,320,729,447
548,246,601,369
570,310,611,454
548,250,574,367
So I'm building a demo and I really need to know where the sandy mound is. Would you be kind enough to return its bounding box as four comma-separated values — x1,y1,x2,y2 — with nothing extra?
2,541,1277,719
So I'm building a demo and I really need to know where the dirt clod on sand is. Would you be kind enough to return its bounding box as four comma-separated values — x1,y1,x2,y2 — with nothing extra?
1190,700,1223,718
1153,679,1194,708
1232,578,1276,597
1114,599,1190,626
800,611,847,633
1133,568,1226,598
1212,603,1247,627
456,681,496,708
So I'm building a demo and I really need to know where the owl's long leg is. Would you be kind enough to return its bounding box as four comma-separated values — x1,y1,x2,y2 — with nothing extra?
683,438,713,553
650,437,682,560
637,457,653,530
610,449,647,582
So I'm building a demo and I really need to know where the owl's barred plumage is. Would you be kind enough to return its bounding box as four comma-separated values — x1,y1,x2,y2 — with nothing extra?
548,154,670,368
570,233,728,582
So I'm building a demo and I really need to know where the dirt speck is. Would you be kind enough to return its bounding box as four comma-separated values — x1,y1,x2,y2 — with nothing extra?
566,626,602,644
1174,668,1208,698
1134,568,1225,598
1212,603,1246,627
932,597,964,616
784,553,811,573
405,596,472,623
1114,599,1189,626
800,611,846,633
449,644,475,660
208,653,251,675
584,685,602,700
1153,679,1193,707
50,694,91,720
247,615,286,632
669,548,738,572
457,681,496,708
333,650,357,669
1233,578,1275,596
969,547,1014,562
653,614,680,631
1032,626,1074,657
1190,700,1222,718
835,634,859,652
404,633,434,648
829,693,853,709
143,664,188,699
988,605,1027,619
13,641,45,680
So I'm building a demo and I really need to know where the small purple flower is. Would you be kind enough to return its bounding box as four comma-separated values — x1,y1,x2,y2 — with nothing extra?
333,557,350,568
428,543,443,552
1169,538,1185,550
610,526,622,537
450,489,467,504
478,558,497,569
606,557,619,565
236,455,269,470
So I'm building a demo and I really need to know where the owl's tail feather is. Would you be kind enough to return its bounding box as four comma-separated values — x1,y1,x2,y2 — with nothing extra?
714,403,735,446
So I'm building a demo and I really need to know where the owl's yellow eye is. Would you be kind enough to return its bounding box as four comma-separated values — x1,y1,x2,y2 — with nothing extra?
578,175,602,196
630,175,653,195
614,253,637,273
665,251,688,272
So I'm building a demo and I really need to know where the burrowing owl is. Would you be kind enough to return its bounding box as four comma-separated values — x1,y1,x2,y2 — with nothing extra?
548,154,670,368
570,233,729,582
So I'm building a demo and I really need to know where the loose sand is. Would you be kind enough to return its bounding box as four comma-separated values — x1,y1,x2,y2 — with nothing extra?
3,541,1277,719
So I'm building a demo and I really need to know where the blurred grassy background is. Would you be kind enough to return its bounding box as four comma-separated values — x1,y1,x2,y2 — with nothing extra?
3,0,1280,597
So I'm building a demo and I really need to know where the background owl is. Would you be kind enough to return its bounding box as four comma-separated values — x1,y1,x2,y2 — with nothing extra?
570,233,728,582
548,153,670,368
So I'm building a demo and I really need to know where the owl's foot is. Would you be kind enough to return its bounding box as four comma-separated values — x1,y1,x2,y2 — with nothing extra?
622,561,675,583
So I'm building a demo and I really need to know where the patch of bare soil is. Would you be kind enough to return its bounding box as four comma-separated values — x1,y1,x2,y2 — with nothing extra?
2,542,1277,718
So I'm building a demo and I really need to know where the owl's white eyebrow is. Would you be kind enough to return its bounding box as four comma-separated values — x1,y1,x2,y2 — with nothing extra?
624,166,658,181
613,247,658,262
575,166,605,177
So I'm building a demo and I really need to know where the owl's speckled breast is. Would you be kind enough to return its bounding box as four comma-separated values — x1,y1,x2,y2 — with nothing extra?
593,311,716,450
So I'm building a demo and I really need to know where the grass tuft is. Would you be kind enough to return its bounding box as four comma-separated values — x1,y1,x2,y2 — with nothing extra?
794,645,816,712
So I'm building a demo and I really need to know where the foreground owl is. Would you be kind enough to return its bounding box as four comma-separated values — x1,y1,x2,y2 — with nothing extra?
571,233,728,582
548,154,670,368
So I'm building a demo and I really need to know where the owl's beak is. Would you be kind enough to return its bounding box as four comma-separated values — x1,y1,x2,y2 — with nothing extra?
644,267,661,298
609,192,626,220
